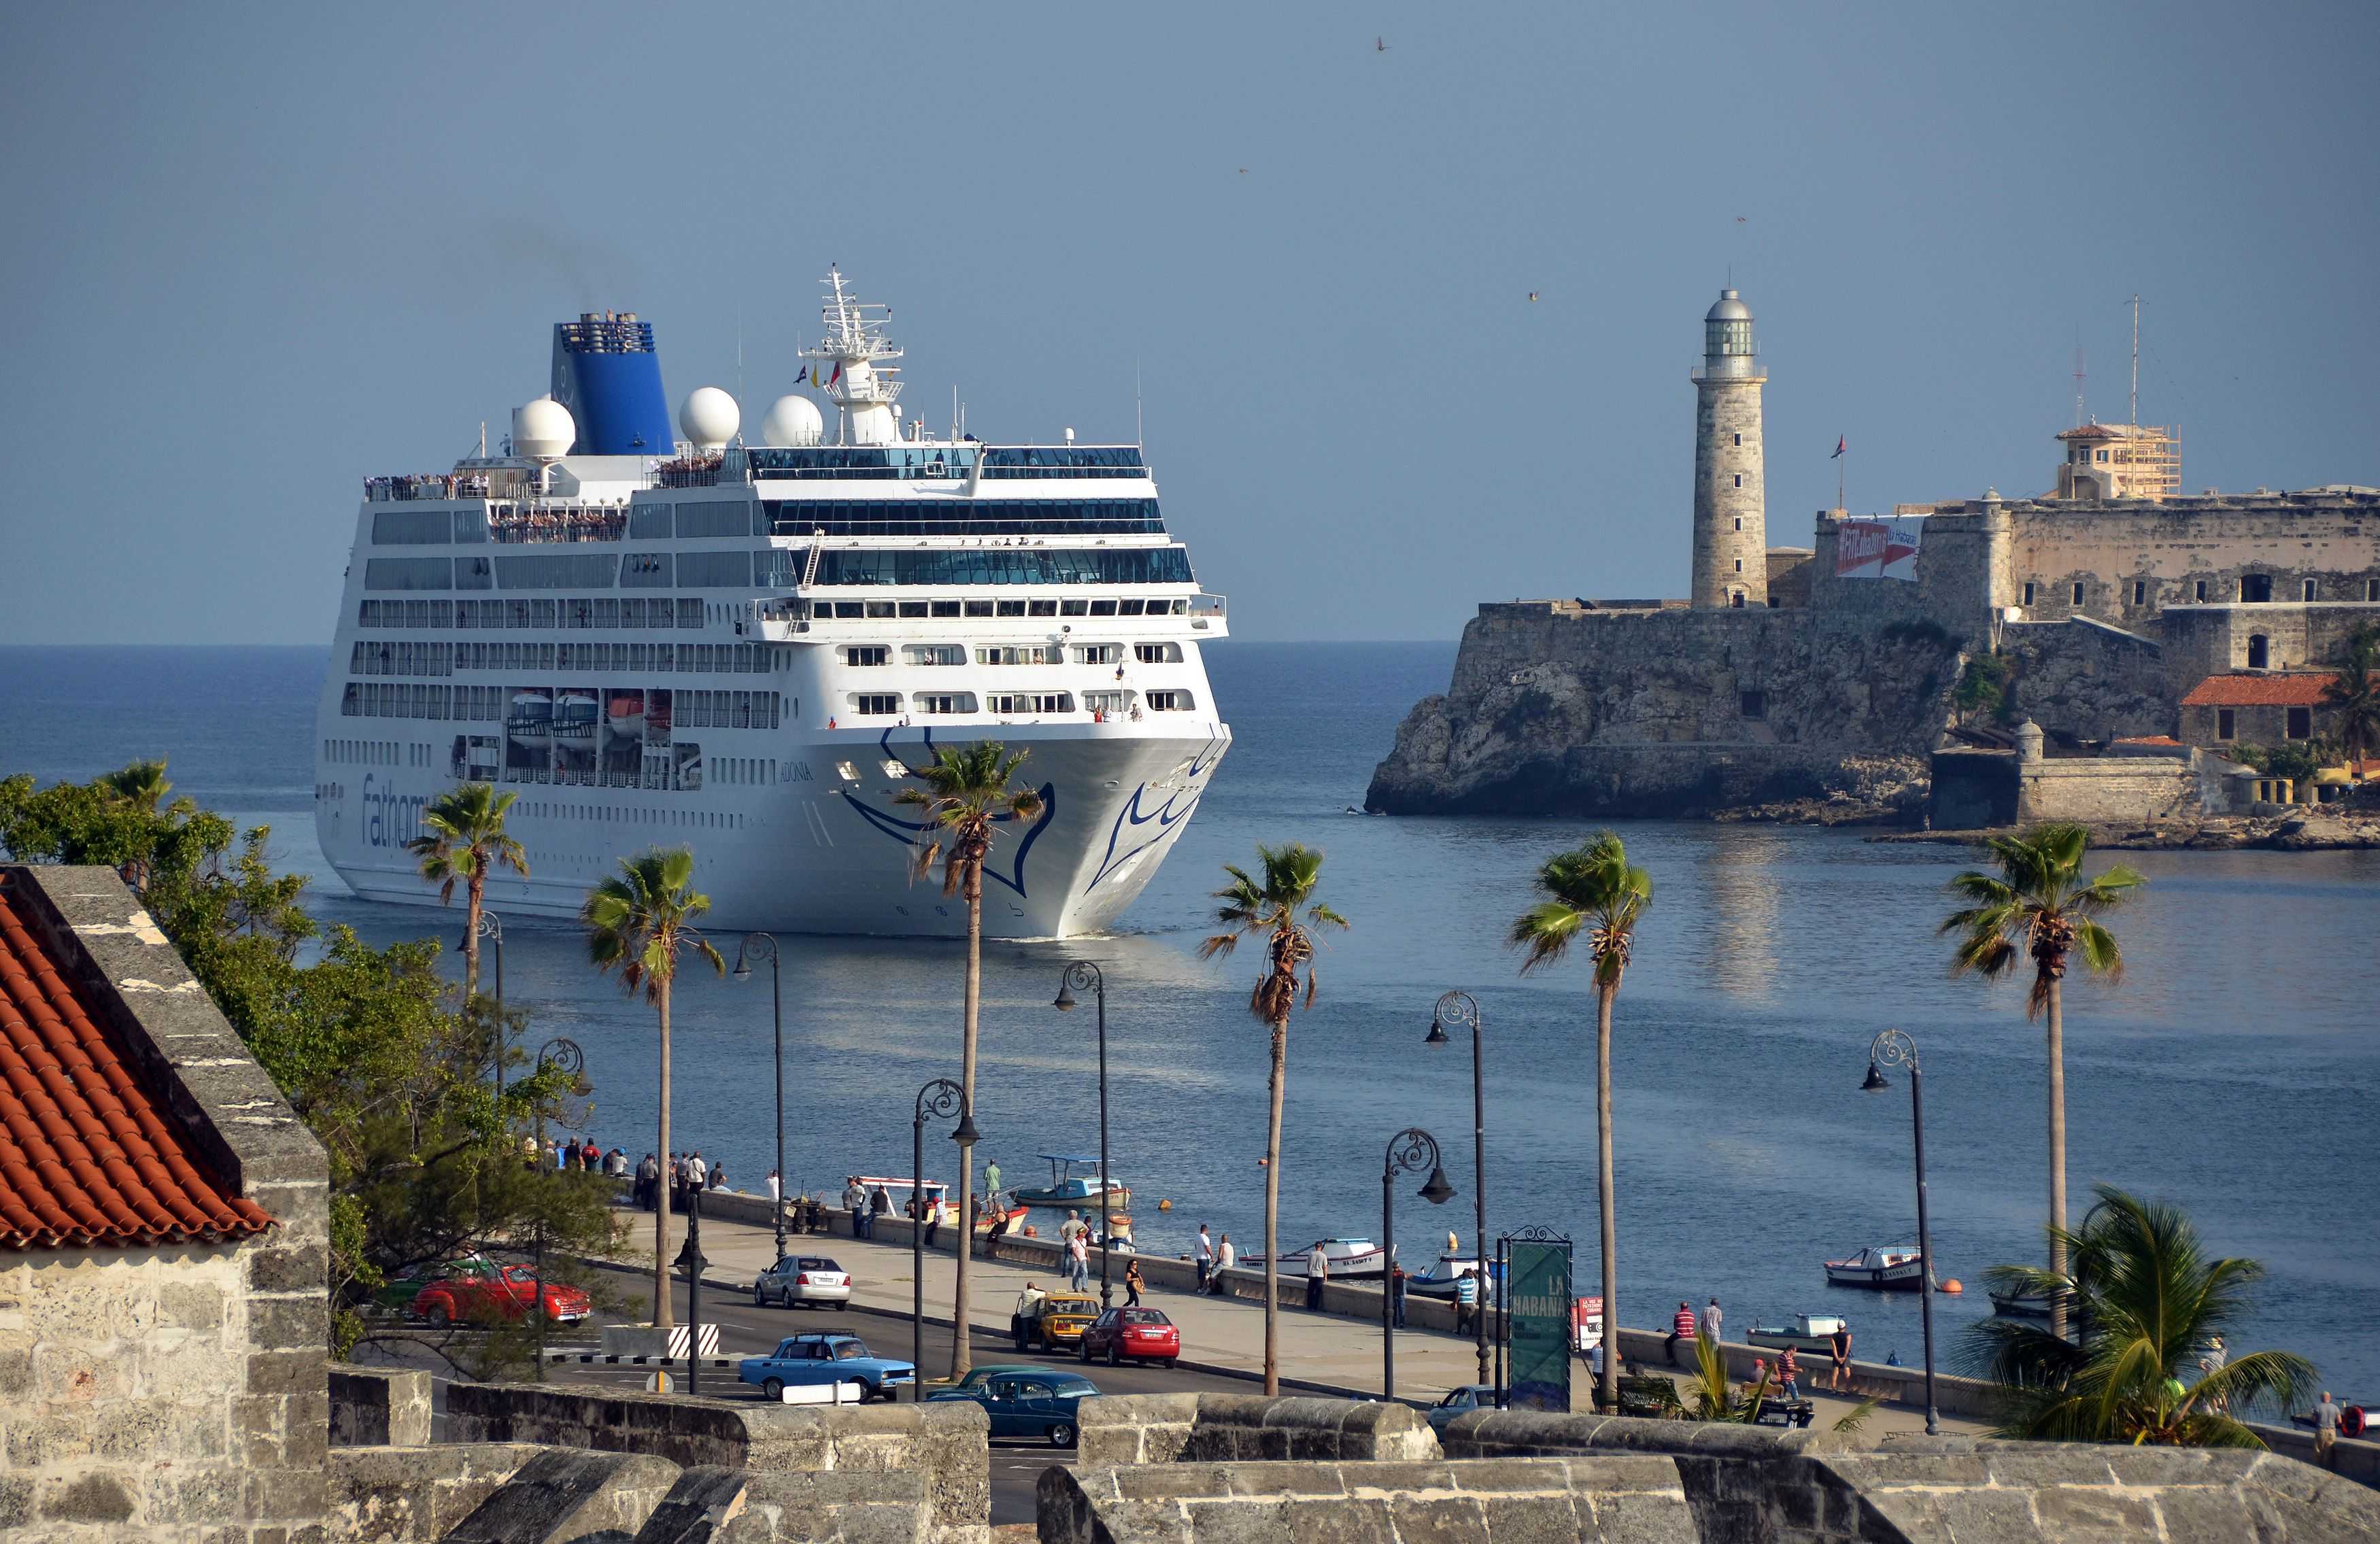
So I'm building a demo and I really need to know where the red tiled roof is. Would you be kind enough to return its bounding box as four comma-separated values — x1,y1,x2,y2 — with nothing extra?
2180,673,2339,708
0,882,275,1249
2113,735,2183,746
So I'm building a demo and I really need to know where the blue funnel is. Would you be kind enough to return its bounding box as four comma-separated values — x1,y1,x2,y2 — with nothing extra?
550,313,673,456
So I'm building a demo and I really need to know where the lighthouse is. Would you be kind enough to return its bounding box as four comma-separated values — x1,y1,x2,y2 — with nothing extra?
1691,288,1767,608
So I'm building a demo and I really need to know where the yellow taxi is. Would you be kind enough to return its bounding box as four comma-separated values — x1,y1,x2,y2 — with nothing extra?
1011,1291,1102,1352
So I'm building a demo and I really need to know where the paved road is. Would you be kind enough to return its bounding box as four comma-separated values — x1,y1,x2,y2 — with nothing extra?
539,1263,1248,1525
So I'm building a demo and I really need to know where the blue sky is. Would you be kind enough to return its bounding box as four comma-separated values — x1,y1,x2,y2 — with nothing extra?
3,1,2375,644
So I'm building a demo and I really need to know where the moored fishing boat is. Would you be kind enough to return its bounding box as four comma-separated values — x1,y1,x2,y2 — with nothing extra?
1256,1237,1387,1281
1824,1245,1928,1291
1010,1153,1129,1210
1748,1314,1848,1354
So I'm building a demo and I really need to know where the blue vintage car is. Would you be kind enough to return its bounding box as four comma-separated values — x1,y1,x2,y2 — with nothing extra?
737,1331,917,1402
928,1365,1100,1447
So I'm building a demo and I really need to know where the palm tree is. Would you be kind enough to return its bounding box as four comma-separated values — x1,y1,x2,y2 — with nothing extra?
1965,1186,2314,1445
894,742,1042,1381
1198,843,1346,1395
102,758,173,814
1941,823,2142,1339
2321,628,2380,766
101,759,174,889
1510,832,1652,1411
581,847,723,1330
407,783,529,1001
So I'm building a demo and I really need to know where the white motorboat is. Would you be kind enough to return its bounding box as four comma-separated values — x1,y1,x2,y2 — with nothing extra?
1748,1314,1848,1354
1406,1253,1501,1302
1824,1246,1927,1292
1259,1237,1388,1281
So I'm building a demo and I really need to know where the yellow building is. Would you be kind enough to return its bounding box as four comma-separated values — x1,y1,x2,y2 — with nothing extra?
2055,421,2181,501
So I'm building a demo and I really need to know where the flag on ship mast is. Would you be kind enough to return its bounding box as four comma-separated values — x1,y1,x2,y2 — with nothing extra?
828,362,843,385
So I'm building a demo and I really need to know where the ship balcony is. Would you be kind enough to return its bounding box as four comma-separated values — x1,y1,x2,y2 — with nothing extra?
743,591,1226,642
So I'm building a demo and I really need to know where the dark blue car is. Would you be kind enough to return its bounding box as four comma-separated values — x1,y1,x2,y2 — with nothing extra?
928,1365,1099,1446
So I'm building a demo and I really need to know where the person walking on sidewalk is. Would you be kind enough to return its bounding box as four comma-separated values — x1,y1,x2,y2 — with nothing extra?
1776,1345,1801,1401
1066,1229,1090,1292
2315,1392,2341,1467
1701,1297,1723,1343
1305,1243,1328,1311
1124,1260,1145,1307
1195,1224,1214,1292
1667,1301,1697,1364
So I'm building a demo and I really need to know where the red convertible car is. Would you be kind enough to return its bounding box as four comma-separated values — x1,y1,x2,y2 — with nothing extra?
413,1263,590,1326
1078,1306,1179,1368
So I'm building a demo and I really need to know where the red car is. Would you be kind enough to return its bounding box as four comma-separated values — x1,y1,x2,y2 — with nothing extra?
413,1263,590,1327
1079,1306,1179,1368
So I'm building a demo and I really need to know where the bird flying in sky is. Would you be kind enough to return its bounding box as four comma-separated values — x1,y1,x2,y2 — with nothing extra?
1376,35,1389,51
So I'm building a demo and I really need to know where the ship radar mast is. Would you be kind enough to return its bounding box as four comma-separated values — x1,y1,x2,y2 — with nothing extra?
798,267,904,445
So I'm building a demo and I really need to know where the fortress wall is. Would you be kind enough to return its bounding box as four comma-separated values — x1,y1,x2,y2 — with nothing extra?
2001,498,2379,630
1999,618,2174,742
2160,601,2380,686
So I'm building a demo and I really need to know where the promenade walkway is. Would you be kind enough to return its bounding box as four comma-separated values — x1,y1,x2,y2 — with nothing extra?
611,1200,1982,1438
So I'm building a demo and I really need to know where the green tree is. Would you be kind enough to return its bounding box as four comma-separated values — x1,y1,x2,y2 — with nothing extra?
1199,843,1346,1394
1509,831,1652,1411
407,783,529,1001
1964,1186,2314,1445
1941,824,2142,1339
1,768,619,1366
894,741,1042,1379
2321,628,2380,766
1954,652,2012,727
582,847,721,1331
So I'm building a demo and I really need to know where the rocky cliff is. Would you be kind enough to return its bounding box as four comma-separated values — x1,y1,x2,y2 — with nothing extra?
1365,603,1963,817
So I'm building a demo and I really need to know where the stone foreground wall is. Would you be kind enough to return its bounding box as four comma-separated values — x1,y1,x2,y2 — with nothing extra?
327,1443,550,1543
445,1382,989,1544
1040,1458,1695,1544
330,1366,433,1448
1078,1394,1440,1470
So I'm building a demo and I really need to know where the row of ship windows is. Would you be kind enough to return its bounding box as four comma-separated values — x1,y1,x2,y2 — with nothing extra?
362,547,1195,591
359,598,712,630
373,498,1168,550
350,640,779,678
815,596,1193,619
840,642,1183,667
341,683,787,726
838,689,1193,718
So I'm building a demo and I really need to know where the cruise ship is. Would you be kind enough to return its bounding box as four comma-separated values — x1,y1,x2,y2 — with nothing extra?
313,273,1230,937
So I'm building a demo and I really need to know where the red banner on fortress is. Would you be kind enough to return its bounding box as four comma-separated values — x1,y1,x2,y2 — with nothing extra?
1835,517,1925,581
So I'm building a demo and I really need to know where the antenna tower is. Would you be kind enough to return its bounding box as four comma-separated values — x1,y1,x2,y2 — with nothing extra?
2129,293,2141,426
2072,344,2086,428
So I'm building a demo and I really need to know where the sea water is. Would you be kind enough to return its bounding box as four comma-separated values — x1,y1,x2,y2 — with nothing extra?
3,642,2375,1396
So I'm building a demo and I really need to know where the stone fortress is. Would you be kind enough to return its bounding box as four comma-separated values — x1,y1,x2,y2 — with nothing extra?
1367,287,2380,827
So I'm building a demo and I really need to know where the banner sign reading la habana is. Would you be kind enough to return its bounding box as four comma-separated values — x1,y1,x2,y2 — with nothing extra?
1835,516,1926,581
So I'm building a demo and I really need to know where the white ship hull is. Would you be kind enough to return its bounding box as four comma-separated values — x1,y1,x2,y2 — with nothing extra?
316,722,1227,938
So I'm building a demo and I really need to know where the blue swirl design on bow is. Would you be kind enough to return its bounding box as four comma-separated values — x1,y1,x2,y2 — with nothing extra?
1084,736,1227,893
838,726,1057,898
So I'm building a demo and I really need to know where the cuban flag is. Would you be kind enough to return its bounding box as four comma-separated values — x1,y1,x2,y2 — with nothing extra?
1832,435,1846,458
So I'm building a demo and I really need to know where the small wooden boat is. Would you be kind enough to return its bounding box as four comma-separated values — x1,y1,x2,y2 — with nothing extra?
973,1203,1030,1235
1010,1153,1130,1210
1748,1314,1848,1354
1824,1246,1927,1291
1988,1288,2057,1320
1256,1237,1388,1280
1406,1253,1500,1301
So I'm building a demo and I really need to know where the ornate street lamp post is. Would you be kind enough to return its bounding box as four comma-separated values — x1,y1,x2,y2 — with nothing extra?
1862,1028,1939,1435
732,932,788,1258
913,1078,976,1399
1051,961,1113,1307
463,910,505,1096
1380,1126,1456,1401
530,1035,583,1383
1425,990,1491,1384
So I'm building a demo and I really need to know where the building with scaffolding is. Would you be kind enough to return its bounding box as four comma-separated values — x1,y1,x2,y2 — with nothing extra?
2055,421,2181,501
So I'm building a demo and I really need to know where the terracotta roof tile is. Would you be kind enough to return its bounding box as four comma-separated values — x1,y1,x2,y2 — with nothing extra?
2113,735,2183,746
2180,673,2339,708
0,880,274,1250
